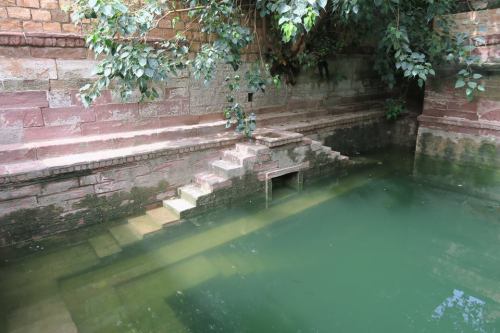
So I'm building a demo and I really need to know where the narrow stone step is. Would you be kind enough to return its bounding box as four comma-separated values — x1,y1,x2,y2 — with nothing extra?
235,143,270,156
88,232,122,258
178,184,211,205
109,224,142,247
222,149,256,167
163,198,196,218
127,215,163,238
146,207,180,227
321,146,332,154
211,159,244,178
195,172,232,191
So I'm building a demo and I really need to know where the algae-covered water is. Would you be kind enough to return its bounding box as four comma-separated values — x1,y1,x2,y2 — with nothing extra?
0,150,499,333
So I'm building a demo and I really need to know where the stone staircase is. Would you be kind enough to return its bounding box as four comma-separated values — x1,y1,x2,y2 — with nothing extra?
87,139,343,258
87,142,275,257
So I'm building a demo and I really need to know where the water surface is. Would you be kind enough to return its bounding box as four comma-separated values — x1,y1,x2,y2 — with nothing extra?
0,150,499,333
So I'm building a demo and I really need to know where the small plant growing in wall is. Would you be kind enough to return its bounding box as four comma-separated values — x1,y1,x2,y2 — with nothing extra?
447,33,486,101
385,98,406,121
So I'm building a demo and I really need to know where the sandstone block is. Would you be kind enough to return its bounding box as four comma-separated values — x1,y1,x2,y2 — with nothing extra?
47,90,72,108
38,185,94,206
0,107,43,128
31,8,51,21
41,179,79,195
39,0,57,8
42,21,61,32
7,7,31,19
50,8,68,22
0,91,48,108
56,59,98,80
42,106,96,126
22,21,43,31
23,123,81,141
0,18,22,31
0,184,41,200
0,0,16,5
17,0,39,7
94,103,139,122
0,196,37,217
0,57,57,80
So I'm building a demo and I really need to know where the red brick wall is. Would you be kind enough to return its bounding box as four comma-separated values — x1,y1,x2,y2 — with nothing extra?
417,8,500,167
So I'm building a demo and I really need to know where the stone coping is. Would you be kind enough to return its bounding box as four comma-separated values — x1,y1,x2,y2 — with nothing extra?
0,133,242,185
0,110,390,185
0,32,166,48
253,128,304,147
274,109,386,133
259,161,310,180
418,115,500,134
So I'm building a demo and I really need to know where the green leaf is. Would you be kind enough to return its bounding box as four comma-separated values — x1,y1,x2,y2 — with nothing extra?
467,81,477,89
139,57,147,66
135,68,144,77
102,5,113,17
455,79,465,88
472,73,482,79
477,84,485,92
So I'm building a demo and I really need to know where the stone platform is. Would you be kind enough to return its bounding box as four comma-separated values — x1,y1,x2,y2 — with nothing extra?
0,101,407,247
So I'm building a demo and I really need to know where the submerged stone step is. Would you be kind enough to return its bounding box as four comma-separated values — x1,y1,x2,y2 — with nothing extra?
146,207,180,227
211,159,244,178
195,172,232,191
127,215,163,237
7,296,78,333
88,233,122,258
163,198,196,218
178,184,211,205
108,224,142,247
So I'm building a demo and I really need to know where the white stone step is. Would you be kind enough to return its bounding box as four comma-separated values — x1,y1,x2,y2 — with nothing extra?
330,151,341,160
127,215,163,237
195,172,232,191
222,149,257,167
211,159,244,178
178,184,211,205
163,198,196,218
235,143,270,156
146,207,180,227
109,223,142,247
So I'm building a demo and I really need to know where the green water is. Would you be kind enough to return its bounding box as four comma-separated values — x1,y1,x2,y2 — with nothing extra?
0,150,499,333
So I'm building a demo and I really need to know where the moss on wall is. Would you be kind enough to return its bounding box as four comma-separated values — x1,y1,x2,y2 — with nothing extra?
0,181,170,247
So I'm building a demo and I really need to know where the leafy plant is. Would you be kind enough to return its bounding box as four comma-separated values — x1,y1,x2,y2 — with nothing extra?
70,0,484,135
385,98,406,121
447,34,486,101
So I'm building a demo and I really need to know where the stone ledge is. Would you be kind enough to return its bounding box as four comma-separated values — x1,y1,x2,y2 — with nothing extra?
0,32,168,48
258,161,310,181
418,115,500,134
0,32,85,48
0,133,242,185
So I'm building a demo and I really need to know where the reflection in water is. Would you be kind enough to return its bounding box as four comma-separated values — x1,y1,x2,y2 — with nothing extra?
432,289,488,333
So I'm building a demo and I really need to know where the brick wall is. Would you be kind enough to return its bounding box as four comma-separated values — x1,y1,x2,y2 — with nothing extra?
0,0,391,246
416,8,500,193
417,8,500,158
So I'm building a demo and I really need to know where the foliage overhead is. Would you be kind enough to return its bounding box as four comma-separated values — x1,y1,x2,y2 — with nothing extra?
71,0,485,135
